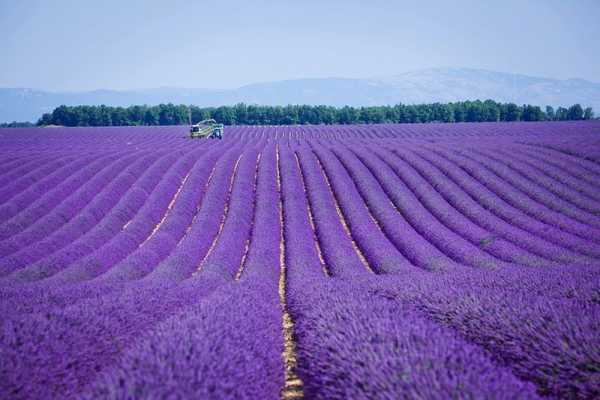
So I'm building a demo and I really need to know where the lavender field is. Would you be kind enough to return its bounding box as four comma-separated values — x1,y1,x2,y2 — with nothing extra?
1,121,599,399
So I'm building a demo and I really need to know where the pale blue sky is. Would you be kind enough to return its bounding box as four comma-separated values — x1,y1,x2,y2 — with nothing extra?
1,0,599,91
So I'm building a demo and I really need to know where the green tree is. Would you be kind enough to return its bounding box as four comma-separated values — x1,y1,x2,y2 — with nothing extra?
111,107,129,126
37,101,592,127
545,106,555,121
213,106,235,125
567,104,584,120
555,107,568,120
37,113,53,126
451,103,464,122
522,105,544,121
233,103,248,125
483,100,500,122
144,108,159,125
505,103,521,121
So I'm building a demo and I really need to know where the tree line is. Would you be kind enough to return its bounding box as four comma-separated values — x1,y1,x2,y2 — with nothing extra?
0,121,36,128
36,101,595,127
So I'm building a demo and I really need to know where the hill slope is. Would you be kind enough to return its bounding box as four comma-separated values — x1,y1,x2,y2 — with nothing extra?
2,68,599,122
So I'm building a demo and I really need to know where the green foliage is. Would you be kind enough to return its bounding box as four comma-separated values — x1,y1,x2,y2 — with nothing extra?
36,101,595,127
522,105,545,121
555,106,569,121
567,104,584,120
0,121,36,128
504,103,522,121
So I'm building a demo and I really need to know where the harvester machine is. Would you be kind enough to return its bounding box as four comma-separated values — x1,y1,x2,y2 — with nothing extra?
189,119,224,139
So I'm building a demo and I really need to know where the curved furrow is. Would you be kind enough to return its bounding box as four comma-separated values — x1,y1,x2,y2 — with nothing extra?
416,146,600,261
522,142,600,176
513,146,600,202
37,147,203,285
287,276,540,400
0,151,72,182
144,142,247,283
96,143,227,282
190,152,244,278
0,154,82,212
2,257,282,399
370,144,530,266
428,146,600,251
78,278,286,400
388,146,572,266
310,143,414,274
0,150,148,253
295,146,369,277
452,146,600,238
282,139,543,398
330,145,459,271
237,143,291,397
238,144,280,285
5,150,184,283
494,146,600,213
511,146,600,208
277,142,325,398
192,145,263,282
233,152,261,281
315,153,374,273
471,146,600,226
0,153,62,190
277,147,330,276
541,137,600,163
276,143,329,286
0,153,213,313
0,155,28,173
376,144,553,267
375,263,600,399
515,145,600,187
348,144,508,270
0,153,110,226
0,153,29,168
77,173,288,400
0,152,162,276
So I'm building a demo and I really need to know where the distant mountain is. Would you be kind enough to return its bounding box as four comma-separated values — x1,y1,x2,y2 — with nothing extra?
2,68,599,122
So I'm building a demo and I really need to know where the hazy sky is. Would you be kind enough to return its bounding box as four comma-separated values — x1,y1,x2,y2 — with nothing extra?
1,0,599,91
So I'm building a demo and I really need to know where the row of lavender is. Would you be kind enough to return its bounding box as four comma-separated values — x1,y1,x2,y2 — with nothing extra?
2,121,599,144
1,122,599,399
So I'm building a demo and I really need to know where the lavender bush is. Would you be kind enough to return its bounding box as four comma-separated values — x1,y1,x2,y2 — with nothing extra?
1,122,599,399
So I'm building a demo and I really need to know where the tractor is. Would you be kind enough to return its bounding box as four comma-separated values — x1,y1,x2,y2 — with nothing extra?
190,119,224,139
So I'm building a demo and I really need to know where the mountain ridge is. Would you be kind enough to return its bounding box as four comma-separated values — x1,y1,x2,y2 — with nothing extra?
2,68,599,122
